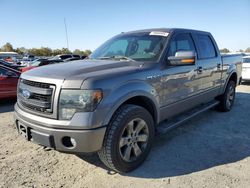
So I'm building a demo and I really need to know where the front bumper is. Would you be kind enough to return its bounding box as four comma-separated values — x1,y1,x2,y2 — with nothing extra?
14,104,106,153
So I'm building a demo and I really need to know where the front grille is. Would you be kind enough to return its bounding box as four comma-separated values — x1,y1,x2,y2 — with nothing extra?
22,79,50,88
32,93,51,102
18,79,55,114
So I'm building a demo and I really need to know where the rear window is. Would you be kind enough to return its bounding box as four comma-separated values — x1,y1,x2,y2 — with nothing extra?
196,34,216,59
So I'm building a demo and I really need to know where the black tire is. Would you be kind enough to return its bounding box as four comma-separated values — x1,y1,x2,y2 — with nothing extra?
98,104,155,173
217,80,236,112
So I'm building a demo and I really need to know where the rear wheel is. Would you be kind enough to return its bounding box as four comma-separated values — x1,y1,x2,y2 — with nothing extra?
98,104,154,173
218,80,236,112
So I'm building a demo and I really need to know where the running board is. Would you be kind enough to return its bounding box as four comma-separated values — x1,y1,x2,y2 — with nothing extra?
156,100,220,134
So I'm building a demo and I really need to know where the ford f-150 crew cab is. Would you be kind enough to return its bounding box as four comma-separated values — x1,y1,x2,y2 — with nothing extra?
14,28,242,172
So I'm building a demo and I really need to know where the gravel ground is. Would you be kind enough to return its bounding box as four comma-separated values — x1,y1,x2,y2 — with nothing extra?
0,84,250,188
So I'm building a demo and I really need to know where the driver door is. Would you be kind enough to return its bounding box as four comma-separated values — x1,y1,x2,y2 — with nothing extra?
159,33,203,119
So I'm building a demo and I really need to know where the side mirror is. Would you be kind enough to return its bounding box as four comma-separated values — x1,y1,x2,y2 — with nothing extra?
168,51,196,66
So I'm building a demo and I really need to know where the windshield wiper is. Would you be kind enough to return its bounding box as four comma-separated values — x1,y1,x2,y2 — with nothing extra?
98,56,135,61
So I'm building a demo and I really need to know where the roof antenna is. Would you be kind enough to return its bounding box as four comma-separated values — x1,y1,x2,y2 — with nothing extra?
64,18,69,50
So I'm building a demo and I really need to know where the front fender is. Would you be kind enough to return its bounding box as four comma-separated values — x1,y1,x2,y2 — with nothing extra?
101,81,160,126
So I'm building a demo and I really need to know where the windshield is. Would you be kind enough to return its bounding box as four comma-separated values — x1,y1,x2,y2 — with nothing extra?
90,33,168,62
243,58,250,63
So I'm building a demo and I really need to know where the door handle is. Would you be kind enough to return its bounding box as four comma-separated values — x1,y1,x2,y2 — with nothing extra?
196,66,203,73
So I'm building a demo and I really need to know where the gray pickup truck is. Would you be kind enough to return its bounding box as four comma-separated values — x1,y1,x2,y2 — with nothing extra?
14,28,242,172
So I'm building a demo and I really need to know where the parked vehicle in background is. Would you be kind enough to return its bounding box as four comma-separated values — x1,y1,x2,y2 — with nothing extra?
19,54,36,66
51,54,86,61
242,56,250,82
21,66,35,72
21,55,87,72
80,55,87,59
23,54,35,61
0,64,21,99
14,28,242,172
21,59,63,72
51,54,76,60
63,57,81,62
0,52,20,63
29,58,48,66
0,60,25,71
20,58,45,72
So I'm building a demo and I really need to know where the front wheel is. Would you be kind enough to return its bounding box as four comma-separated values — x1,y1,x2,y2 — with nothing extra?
218,80,236,112
98,104,155,173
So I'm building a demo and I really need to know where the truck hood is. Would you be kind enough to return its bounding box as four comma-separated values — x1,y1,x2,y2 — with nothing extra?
21,59,143,87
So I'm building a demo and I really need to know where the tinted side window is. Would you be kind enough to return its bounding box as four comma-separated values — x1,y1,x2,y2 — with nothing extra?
168,33,195,56
196,34,216,59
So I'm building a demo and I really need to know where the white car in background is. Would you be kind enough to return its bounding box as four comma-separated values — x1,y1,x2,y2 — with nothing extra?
242,56,250,82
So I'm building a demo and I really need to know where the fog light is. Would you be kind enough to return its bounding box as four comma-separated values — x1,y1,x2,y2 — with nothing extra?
62,136,76,148
60,108,76,120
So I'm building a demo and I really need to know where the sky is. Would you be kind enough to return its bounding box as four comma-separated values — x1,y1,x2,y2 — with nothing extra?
0,0,249,52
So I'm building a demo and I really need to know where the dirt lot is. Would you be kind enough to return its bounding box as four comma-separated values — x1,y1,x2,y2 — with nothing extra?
0,84,250,188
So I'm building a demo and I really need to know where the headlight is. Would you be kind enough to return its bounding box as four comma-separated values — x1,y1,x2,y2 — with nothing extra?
59,89,103,120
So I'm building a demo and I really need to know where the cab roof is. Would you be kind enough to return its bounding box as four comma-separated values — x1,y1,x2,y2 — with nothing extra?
122,28,210,35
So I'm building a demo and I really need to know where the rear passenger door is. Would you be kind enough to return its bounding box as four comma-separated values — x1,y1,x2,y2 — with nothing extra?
193,34,222,96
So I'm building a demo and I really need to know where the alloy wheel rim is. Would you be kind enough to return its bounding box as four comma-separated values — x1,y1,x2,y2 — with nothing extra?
226,85,235,109
119,118,149,162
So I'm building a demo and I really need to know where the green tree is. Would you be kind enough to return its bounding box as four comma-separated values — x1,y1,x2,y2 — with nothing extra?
52,49,63,56
220,48,230,53
73,49,92,56
83,49,92,56
1,42,14,52
15,47,27,55
61,48,71,54
27,48,39,56
27,47,52,56
237,49,244,53
73,49,84,55
1,43,92,57
40,47,52,56
245,47,250,53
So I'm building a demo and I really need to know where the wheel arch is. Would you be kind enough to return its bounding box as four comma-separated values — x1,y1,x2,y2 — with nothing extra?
103,84,160,125
121,96,158,124
223,71,237,93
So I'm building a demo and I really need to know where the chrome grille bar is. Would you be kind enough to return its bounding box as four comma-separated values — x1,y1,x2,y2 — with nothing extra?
18,79,55,114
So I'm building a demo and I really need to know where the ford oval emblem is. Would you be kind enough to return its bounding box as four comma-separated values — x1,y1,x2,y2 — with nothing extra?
22,89,31,99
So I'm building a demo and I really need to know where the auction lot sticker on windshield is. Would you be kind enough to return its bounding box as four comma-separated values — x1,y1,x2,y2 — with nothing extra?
149,31,169,37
